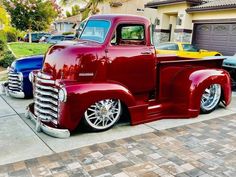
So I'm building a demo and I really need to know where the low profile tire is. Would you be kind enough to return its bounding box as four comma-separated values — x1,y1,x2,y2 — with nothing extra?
200,84,221,114
84,99,122,131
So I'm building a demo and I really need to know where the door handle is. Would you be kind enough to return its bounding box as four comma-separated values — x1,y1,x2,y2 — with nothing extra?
141,51,152,55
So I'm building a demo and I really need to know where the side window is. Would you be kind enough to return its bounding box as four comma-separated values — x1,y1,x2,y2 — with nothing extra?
121,25,144,40
111,24,145,46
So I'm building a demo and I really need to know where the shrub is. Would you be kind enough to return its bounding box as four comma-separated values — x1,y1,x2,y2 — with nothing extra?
6,31,17,42
0,30,7,44
0,40,5,51
0,50,16,68
62,32,74,35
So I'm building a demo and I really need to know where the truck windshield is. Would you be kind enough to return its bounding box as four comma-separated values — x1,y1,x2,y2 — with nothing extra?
80,20,110,43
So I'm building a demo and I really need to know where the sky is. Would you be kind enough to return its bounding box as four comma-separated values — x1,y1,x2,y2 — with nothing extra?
56,0,85,15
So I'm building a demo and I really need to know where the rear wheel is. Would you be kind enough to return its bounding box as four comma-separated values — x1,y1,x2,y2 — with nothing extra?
200,84,221,113
84,99,122,131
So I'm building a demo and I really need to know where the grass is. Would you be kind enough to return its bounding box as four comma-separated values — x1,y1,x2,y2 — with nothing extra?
8,42,51,58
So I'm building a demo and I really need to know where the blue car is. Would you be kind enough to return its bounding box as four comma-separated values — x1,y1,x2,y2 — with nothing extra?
223,55,236,89
2,55,43,98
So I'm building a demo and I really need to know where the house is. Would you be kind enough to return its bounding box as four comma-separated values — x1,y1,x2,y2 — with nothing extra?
145,0,236,55
98,0,157,23
53,14,81,34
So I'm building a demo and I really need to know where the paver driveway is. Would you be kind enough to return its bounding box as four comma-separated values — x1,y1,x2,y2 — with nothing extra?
0,92,235,176
0,114,235,177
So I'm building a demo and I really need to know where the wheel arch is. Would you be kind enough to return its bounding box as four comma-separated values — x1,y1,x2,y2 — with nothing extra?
59,82,136,131
171,68,231,116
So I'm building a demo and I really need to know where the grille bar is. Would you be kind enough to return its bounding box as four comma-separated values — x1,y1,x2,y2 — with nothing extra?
34,72,59,121
8,71,22,91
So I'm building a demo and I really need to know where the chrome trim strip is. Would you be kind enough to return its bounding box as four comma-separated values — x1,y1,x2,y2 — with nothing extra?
79,73,94,77
35,100,58,112
36,83,58,92
36,77,55,84
3,84,25,98
35,95,58,105
35,106,58,118
37,72,52,79
8,73,19,77
8,80,21,85
35,88,58,99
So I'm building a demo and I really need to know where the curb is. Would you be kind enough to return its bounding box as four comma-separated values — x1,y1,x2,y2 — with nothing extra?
6,43,16,58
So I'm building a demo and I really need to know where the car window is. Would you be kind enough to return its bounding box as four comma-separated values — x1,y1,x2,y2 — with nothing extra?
80,20,110,43
111,24,145,46
51,36,64,40
121,25,144,40
182,44,199,52
156,43,179,50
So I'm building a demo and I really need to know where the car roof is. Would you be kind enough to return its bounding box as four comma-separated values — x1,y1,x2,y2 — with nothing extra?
89,14,149,23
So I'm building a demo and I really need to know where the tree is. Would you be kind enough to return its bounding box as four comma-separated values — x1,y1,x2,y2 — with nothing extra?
61,0,106,20
0,5,10,30
4,0,62,42
66,4,80,17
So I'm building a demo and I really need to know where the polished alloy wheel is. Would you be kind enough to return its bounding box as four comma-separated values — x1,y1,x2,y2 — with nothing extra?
84,99,122,130
200,84,221,113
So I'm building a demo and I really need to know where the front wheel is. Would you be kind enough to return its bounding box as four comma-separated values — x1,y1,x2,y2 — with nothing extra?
84,99,122,131
200,84,221,113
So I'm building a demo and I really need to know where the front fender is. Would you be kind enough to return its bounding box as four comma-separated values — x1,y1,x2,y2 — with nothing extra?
172,68,231,116
58,82,136,131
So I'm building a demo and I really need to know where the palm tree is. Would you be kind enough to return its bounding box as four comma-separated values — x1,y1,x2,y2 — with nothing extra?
60,0,106,20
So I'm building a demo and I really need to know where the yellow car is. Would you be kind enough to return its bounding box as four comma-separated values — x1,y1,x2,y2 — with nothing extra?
156,42,221,58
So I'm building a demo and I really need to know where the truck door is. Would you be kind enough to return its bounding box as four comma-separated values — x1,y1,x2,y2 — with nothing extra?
106,23,156,94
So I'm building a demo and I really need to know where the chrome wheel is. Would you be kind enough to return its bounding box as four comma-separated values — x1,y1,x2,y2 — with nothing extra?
200,84,221,113
84,99,122,130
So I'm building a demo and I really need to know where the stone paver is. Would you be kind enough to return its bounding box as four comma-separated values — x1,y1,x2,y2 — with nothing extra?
0,114,235,177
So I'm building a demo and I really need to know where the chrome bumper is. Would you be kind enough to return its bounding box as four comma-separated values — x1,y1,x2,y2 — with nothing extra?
26,106,70,138
0,82,25,98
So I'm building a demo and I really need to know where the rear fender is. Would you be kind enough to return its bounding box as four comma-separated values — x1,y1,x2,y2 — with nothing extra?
58,82,136,131
172,68,231,116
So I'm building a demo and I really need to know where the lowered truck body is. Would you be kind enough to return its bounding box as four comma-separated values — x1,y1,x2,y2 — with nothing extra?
26,15,231,138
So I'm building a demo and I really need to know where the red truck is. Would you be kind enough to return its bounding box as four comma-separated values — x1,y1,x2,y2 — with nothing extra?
26,15,231,138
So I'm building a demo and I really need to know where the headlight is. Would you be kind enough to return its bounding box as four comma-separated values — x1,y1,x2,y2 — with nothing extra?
18,72,23,81
29,72,34,82
58,87,67,102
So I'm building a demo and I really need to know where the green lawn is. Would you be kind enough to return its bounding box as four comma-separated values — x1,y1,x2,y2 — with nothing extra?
8,42,51,58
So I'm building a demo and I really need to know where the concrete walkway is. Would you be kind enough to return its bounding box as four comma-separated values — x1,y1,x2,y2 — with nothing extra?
0,93,235,167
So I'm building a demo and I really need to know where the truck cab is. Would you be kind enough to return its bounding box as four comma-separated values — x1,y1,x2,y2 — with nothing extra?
27,15,231,138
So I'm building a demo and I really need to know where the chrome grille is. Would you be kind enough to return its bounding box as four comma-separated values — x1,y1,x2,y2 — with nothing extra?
8,71,22,91
34,72,59,121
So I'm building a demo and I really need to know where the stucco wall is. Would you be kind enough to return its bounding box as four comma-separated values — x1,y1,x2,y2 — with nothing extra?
192,9,236,21
98,0,157,23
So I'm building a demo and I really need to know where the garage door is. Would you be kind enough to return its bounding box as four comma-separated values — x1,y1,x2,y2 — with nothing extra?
192,23,236,56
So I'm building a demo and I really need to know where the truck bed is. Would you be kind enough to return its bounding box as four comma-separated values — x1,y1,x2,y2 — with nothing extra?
156,55,225,68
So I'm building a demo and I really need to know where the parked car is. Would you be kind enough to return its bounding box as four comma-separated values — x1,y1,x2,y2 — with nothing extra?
46,35,65,44
222,55,236,88
26,14,231,138
63,35,76,41
24,32,50,43
39,34,51,43
1,55,43,98
156,42,222,58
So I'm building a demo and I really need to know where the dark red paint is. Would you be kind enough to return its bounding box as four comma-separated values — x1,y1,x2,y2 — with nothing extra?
30,15,231,132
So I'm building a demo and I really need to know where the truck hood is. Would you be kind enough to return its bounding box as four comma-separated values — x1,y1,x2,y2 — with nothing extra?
42,40,102,80
11,55,43,73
